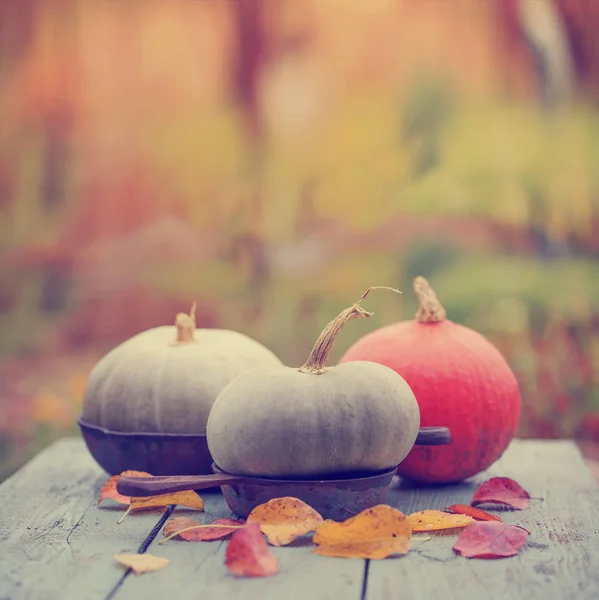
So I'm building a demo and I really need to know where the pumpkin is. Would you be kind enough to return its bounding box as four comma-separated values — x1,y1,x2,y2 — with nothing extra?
79,303,282,475
338,276,521,484
206,287,421,478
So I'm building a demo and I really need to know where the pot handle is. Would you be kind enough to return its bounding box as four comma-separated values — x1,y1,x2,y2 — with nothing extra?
116,473,247,497
415,426,451,446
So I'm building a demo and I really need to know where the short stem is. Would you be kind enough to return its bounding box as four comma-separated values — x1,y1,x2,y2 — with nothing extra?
174,302,197,344
413,276,446,323
299,286,401,374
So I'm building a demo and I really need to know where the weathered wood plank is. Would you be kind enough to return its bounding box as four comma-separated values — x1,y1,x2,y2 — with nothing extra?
3,438,598,600
114,492,366,600
0,439,181,600
368,440,599,600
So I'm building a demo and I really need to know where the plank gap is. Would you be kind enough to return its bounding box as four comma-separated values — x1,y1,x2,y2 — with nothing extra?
360,560,370,600
104,505,176,600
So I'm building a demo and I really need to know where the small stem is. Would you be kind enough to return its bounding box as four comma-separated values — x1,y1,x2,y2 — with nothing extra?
299,286,401,375
173,302,197,344
413,276,446,323
117,505,132,525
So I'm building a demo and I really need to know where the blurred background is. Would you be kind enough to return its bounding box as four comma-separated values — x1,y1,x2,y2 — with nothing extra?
1,0,599,482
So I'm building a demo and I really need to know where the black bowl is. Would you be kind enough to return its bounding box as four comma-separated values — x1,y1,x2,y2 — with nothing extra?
78,418,214,476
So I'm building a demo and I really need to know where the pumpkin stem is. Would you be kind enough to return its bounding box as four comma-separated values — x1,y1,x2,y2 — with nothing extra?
173,302,197,344
299,286,401,374
414,276,446,323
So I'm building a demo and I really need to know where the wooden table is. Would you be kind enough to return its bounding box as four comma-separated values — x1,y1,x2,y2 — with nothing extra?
1,439,598,600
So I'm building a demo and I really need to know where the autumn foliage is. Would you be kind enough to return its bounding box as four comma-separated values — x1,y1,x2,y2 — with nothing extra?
99,470,536,577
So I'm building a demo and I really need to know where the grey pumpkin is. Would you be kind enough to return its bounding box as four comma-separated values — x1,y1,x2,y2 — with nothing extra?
79,304,282,475
206,288,421,478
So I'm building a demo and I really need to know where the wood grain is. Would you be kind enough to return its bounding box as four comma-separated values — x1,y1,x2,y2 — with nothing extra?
117,491,366,600
0,439,187,600
368,440,599,600
1,438,597,600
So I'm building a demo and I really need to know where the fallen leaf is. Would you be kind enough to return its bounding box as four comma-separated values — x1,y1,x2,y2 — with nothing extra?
444,504,503,523
247,497,324,546
118,491,204,524
225,522,279,578
162,517,245,542
98,471,152,506
453,521,529,558
408,510,475,532
313,504,412,559
114,553,169,574
131,491,204,513
471,477,531,510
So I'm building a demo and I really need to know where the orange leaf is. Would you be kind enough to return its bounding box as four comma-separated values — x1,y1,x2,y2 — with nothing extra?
162,517,245,542
247,497,324,546
98,470,152,506
114,553,169,575
313,504,412,559
444,504,503,523
118,491,204,523
407,510,475,532
225,523,279,578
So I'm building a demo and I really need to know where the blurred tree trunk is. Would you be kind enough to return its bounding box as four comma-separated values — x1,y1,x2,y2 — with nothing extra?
0,0,36,72
231,0,266,149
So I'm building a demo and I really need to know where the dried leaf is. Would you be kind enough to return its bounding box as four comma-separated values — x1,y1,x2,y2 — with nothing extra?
313,504,412,559
453,521,529,558
445,504,503,523
162,517,245,542
114,553,169,575
408,510,475,532
471,477,531,510
131,491,204,513
98,470,152,506
247,497,324,546
225,523,279,578
118,491,204,524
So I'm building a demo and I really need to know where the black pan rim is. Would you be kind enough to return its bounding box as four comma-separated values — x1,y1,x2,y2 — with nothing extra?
78,417,208,440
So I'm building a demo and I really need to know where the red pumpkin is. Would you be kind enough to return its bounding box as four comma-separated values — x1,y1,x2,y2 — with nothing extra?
338,276,521,484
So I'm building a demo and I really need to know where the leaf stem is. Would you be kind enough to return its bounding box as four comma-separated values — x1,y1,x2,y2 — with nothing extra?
160,524,244,544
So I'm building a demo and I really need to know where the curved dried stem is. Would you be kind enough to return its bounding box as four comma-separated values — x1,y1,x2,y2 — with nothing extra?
299,286,402,374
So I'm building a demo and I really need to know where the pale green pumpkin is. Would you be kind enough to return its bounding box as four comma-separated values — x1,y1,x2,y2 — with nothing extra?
207,289,421,478
81,305,282,435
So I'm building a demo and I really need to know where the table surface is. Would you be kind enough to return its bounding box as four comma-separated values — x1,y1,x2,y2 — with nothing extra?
1,438,598,600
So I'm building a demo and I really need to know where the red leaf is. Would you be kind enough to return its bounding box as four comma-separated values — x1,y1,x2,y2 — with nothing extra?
453,521,529,558
225,523,279,578
471,477,531,510
444,504,503,523
163,517,245,542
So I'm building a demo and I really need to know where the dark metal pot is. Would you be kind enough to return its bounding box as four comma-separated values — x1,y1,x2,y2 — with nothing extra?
78,418,213,476
80,420,451,478
115,426,451,519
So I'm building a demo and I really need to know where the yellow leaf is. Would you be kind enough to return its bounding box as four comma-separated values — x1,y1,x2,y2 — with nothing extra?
247,497,324,546
114,553,169,575
131,491,204,513
407,510,475,532
313,504,412,559
117,491,204,523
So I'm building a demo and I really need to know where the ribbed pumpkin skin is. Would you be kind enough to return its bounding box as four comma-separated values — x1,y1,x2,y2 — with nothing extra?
339,320,521,484
206,360,421,478
82,327,282,435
